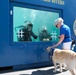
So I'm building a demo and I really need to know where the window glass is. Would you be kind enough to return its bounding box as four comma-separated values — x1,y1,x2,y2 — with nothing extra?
13,6,59,42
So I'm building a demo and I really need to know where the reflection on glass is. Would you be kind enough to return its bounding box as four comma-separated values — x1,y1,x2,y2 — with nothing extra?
13,6,59,42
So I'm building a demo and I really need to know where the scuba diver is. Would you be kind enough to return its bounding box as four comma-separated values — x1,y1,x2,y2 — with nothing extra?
15,21,38,41
39,26,52,42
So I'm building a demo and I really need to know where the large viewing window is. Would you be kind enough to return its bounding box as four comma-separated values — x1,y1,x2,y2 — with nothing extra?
13,6,60,42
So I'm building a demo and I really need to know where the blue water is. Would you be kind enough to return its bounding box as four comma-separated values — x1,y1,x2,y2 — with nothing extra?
13,6,59,42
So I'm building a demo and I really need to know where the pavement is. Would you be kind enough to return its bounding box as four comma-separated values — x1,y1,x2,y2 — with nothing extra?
0,66,75,75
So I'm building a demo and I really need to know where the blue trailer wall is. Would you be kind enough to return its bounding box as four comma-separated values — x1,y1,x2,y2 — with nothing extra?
0,0,76,69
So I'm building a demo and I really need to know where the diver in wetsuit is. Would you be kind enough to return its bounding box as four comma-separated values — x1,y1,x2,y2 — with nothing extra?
16,21,38,41
39,27,52,42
